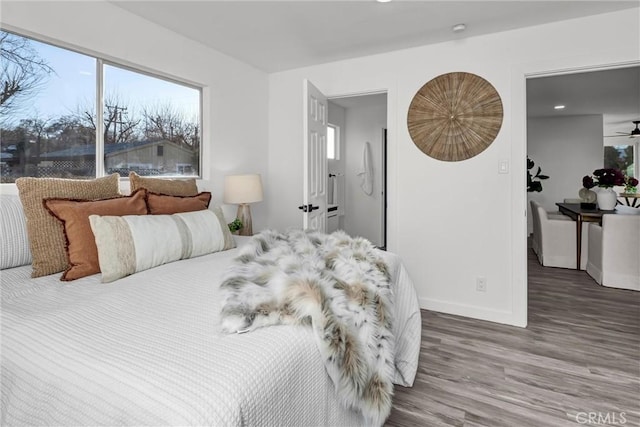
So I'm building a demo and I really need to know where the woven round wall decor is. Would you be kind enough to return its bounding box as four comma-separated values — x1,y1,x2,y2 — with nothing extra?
407,72,503,162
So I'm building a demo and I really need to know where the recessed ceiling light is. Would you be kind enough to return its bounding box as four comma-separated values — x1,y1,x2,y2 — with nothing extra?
376,0,392,3
554,105,565,110
452,24,466,33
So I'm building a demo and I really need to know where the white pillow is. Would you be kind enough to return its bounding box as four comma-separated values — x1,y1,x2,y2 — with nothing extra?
0,195,32,269
89,208,228,283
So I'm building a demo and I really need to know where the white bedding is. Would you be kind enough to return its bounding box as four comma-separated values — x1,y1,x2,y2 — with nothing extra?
1,236,421,426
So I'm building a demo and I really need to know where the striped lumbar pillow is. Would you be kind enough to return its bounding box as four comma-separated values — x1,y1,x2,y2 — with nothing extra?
0,195,32,269
89,208,228,283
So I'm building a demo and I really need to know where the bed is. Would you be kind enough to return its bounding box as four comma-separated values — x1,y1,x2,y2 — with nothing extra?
1,232,421,426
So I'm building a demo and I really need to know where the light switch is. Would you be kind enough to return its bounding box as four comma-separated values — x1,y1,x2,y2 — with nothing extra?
499,159,509,174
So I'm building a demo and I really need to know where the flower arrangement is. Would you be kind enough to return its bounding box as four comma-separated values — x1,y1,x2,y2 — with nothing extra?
582,168,625,189
623,175,639,194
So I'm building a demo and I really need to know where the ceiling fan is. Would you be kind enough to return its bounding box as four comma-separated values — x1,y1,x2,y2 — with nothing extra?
605,120,640,138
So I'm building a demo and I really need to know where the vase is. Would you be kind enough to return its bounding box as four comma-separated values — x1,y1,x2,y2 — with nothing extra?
596,187,617,210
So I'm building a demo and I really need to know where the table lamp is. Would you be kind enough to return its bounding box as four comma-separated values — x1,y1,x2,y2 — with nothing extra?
223,174,263,236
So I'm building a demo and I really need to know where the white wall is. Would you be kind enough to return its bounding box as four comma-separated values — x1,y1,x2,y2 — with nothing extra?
343,100,386,247
267,9,640,327
527,115,604,233
0,1,269,230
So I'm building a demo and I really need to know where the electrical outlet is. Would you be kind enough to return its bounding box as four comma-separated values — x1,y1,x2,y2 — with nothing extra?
476,277,487,292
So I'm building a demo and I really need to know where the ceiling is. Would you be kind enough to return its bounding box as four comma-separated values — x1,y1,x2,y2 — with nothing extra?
329,92,387,109
112,1,639,73
110,1,639,136
527,66,640,137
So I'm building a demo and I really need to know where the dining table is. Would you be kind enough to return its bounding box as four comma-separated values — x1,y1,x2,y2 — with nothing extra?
619,193,640,208
555,203,615,270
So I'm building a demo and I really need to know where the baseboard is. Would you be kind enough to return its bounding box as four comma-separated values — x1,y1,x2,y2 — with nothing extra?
419,297,526,328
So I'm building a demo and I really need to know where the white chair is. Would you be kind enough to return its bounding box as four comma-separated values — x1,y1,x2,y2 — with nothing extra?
529,200,571,258
586,214,640,291
530,200,542,257
532,201,589,270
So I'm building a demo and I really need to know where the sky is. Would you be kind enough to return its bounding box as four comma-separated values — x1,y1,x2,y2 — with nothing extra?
5,31,200,126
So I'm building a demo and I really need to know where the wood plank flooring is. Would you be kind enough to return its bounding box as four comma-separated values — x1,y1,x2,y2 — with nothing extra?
385,249,640,426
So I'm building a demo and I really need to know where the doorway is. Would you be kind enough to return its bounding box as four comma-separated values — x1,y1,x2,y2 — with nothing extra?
525,64,640,319
326,92,387,248
526,66,640,236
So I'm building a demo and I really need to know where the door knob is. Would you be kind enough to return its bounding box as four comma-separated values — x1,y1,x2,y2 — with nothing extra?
298,204,319,212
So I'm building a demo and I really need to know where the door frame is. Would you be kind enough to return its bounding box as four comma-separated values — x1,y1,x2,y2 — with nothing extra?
381,128,387,250
326,90,389,247
513,58,640,328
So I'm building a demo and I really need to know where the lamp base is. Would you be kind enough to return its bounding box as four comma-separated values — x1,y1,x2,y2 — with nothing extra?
236,204,253,236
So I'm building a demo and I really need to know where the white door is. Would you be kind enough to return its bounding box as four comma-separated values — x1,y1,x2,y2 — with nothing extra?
301,79,328,232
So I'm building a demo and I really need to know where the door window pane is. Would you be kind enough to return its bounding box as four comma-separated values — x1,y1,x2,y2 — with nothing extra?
327,125,338,160
103,64,200,177
1,31,96,182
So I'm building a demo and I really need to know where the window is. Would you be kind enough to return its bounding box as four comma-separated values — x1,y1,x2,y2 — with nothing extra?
1,32,96,181
0,30,201,183
604,144,636,177
103,64,200,177
327,124,339,160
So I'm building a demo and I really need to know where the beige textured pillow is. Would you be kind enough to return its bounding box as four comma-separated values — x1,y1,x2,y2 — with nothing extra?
15,174,121,277
129,172,198,196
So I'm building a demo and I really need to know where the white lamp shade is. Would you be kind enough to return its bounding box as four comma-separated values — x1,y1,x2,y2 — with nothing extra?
224,174,264,204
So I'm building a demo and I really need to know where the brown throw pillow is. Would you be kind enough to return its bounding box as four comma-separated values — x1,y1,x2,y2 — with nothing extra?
146,191,212,215
129,171,198,196
16,174,121,278
44,189,148,281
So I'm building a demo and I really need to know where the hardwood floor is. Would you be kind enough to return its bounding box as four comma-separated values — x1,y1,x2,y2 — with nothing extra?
386,249,640,426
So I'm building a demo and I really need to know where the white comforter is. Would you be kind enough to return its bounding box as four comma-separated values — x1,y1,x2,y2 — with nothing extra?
1,236,421,426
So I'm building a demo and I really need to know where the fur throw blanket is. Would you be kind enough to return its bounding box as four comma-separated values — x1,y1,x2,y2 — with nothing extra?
219,229,395,425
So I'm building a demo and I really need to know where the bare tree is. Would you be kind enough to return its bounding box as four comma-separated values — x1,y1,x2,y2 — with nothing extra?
142,102,199,149
104,103,139,144
0,116,50,175
0,31,54,122
73,93,140,144
46,115,95,149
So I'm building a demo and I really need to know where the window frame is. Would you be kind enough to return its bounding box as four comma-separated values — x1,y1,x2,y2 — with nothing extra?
0,28,204,181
